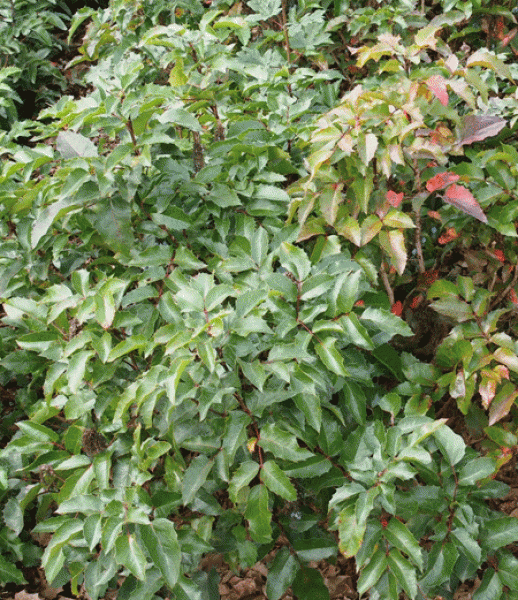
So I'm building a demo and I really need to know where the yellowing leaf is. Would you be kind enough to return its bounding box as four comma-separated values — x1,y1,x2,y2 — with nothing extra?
359,133,378,165
379,229,407,275
466,50,515,83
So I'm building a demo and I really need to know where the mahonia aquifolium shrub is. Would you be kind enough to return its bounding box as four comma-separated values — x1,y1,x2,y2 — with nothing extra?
1,1,518,599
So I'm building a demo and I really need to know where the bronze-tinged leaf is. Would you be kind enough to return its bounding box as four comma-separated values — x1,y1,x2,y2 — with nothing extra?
426,171,459,192
458,115,506,146
443,184,488,223
488,382,518,426
426,75,449,106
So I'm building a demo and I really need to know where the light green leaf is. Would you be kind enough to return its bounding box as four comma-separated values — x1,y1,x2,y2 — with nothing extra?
451,528,481,564
472,569,502,600
159,107,202,132
293,539,337,562
279,242,311,281
434,425,465,465
337,505,366,558
466,50,515,83
458,457,496,485
315,337,349,377
115,534,147,580
56,131,98,158
107,335,148,362
57,495,104,515
379,229,407,276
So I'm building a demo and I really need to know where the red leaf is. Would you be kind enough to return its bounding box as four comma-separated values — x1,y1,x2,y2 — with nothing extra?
509,289,518,305
391,301,403,316
438,227,459,245
426,75,449,106
443,184,488,223
501,29,518,46
459,115,506,146
409,294,423,309
426,171,460,192
492,249,505,263
386,190,403,207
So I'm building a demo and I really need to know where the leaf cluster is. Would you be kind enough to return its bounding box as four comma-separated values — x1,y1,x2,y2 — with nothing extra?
0,1,518,599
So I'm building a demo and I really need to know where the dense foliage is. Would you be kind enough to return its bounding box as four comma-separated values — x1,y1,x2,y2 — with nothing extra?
1,0,518,599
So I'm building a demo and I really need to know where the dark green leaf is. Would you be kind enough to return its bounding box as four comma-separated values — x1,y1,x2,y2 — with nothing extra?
266,547,299,600
261,460,297,501
291,566,330,600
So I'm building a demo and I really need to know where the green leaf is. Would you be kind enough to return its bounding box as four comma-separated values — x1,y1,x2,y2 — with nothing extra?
261,460,297,501
383,518,422,570
0,554,26,584
387,548,417,599
341,380,366,425
283,456,331,478
107,335,148,362
294,393,322,432
472,569,502,600
498,552,518,589
291,566,330,600
340,313,375,350
140,519,181,589
457,457,496,485
229,461,260,503
57,495,104,515
357,548,388,595
56,131,98,158
315,337,349,377
258,423,314,462
434,426,465,465
245,484,272,544
92,197,133,254
115,534,147,581
429,297,474,322
182,455,214,505
451,528,482,564
158,107,202,132
293,539,337,562
480,517,518,551
84,514,102,552
279,242,311,281
17,421,59,443
352,172,374,214
266,547,299,600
